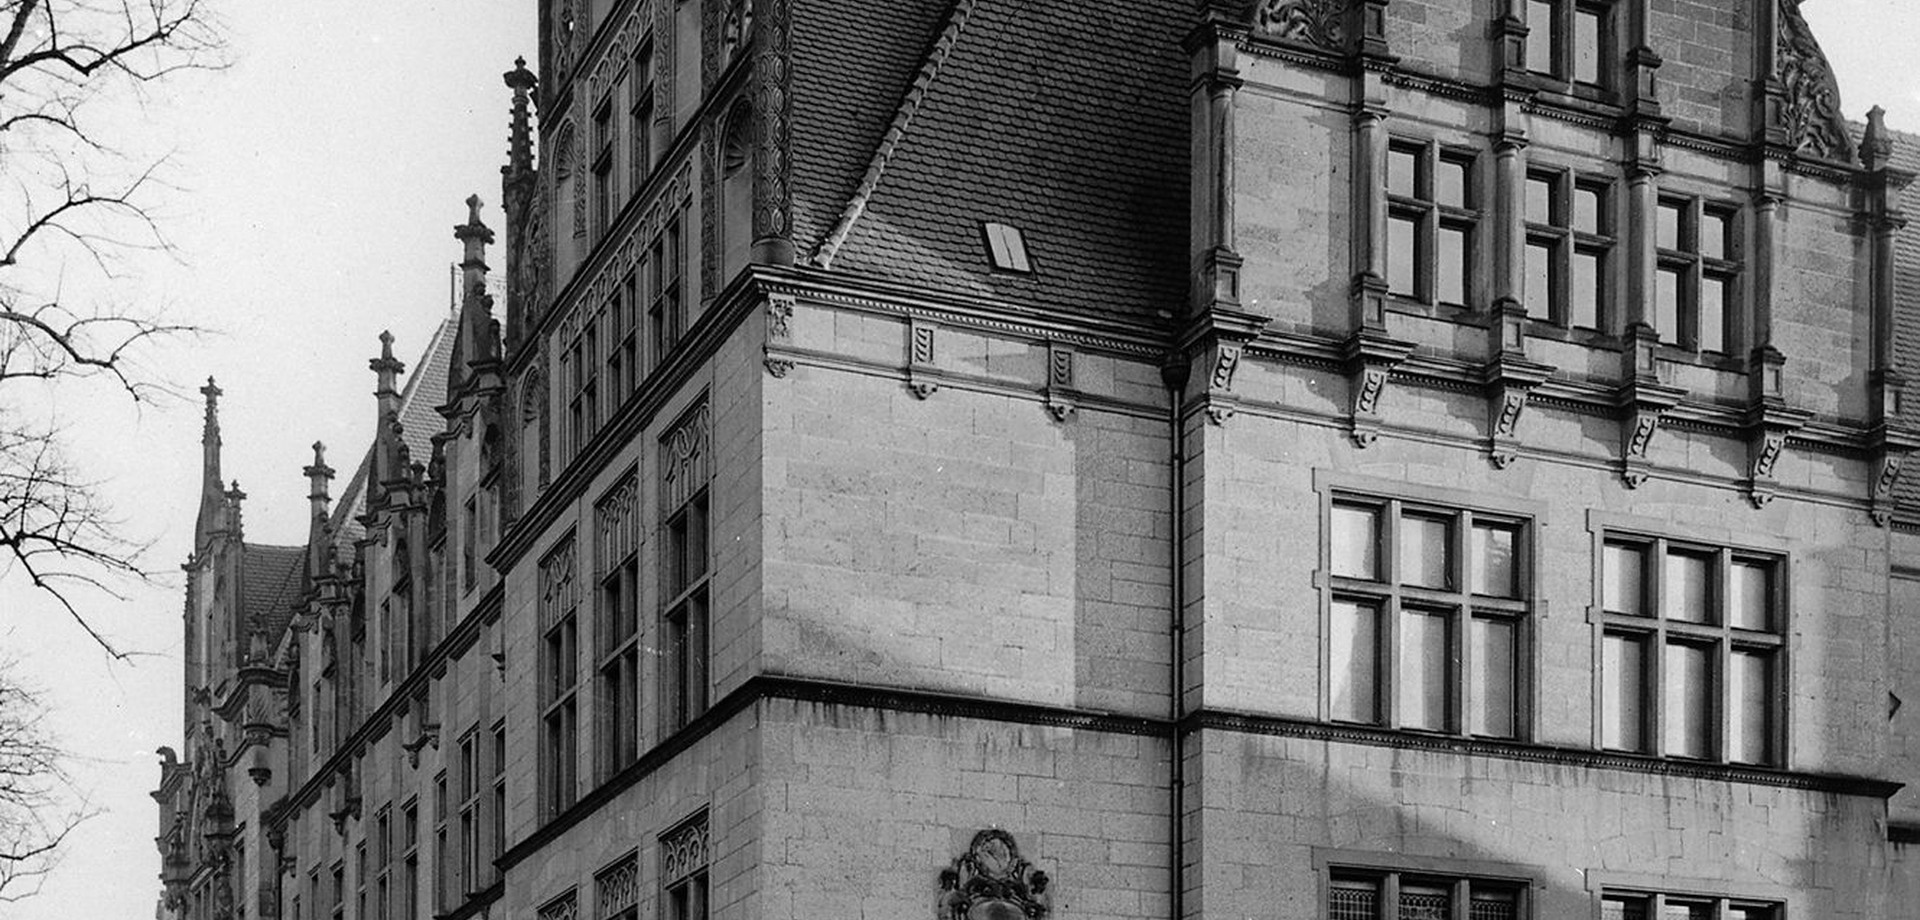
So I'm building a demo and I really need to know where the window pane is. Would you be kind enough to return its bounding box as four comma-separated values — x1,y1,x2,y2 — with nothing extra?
1663,901,1713,920
1388,147,1418,198
1525,240,1552,320
1436,158,1469,208
1527,0,1555,73
1330,601,1379,723
1573,6,1602,84
1331,504,1379,580
1401,514,1453,588
1574,185,1603,234
1657,201,1683,251
1729,560,1771,630
1602,633,1646,750
1399,608,1451,731
1729,650,1773,764
1470,888,1518,920
1388,215,1417,297
1663,642,1713,759
1700,274,1728,353
1663,550,1713,623
1655,267,1681,344
1604,543,1646,616
1526,175,1554,224
1470,616,1516,738
1437,225,1468,305
1571,249,1601,329
1329,882,1378,920
1471,523,1518,597
1701,211,1730,260
1400,883,1453,920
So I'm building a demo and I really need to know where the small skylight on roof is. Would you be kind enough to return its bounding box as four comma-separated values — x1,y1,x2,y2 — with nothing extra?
982,222,1032,273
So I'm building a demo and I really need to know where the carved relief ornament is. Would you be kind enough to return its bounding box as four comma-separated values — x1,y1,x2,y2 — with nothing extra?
1253,0,1352,50
936,830,1052,920
1775,0,1854,160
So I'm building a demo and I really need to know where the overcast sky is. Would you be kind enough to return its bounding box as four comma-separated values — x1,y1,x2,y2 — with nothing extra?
0,2,1916,917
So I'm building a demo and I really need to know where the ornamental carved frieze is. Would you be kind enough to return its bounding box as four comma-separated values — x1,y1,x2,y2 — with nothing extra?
1775,0,1854,160
662,815,710,886
936,830,1052,920
764,293,796,378
1253,0,1353,51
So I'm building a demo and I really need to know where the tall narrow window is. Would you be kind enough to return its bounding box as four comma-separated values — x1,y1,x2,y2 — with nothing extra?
720,104,754,284
648,219,685,367
463,496,478,594
597,474,642,778
1524,168,1612,329
1597,534,1784,763
433,772,449,913
1654,195,1741,354
1326,494,1528,738
661,403,712,731
1385,140,1478,308
630,41,656,192
592,98,615,240
491,721,507,882
662,815,710,920
401,801,418,920
540,537,581,818
459,729,481,895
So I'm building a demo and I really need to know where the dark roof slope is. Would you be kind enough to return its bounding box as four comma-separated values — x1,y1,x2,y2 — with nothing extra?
1887,128,1920,509
329,318,457,547
789,0,948,252
240,543,305,646
803,0,1189,322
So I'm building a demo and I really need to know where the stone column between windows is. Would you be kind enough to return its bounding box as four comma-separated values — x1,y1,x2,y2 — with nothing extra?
1622,146,1660,334
1350,101,1389,328
1747,170,1782,360
1490,102,1527,317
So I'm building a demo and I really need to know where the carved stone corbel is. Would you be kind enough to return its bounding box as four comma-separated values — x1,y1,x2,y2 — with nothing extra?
907,318,939,399
1482,361,1550,469
1867,368,1918,525
1741,346,1811,508
1204,342,1244,425
1342,328,1414,448
1614,324,1682,488
1177,306,1267,426
1043,343,1076,422
763,292,796,378
401,722,442,768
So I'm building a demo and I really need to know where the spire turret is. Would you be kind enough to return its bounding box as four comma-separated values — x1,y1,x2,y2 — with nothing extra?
502,56,540,354
370,332,408,501
303,442,335,581
503,57,537,186
192,378,227,555
451,196,501,395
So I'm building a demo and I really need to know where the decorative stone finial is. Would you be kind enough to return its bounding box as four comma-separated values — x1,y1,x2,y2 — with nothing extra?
370,330,405,395
1863,104,1894,169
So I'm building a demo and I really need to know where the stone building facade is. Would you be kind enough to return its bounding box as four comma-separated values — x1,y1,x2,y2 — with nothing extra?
157,2,1920,920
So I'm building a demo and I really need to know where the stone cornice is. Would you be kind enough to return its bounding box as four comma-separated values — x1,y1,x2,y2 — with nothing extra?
495,674,1902,870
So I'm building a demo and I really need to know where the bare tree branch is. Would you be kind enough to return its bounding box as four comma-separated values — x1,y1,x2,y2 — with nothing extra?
0,666,95,903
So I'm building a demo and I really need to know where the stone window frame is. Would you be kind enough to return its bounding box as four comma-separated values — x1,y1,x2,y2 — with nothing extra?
595,469,644,780
1523,165,1615,332
540,532,582,820
659,400,712,733
1653,192,1743,356
597,850,642,920
592,94,617,241
1588,516,1789,767
1585,871,1792,920
1385,137,1481,311
400,797,419,920
1524,0,1617,91
1314,471,1547,744
1315,849,1542,920
433,771,450,913
661,811,710,920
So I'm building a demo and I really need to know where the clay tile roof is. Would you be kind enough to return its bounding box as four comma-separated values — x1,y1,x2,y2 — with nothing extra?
1887,128,1920,509
803,0,1188,322
329,318,457,547
239,542,305,645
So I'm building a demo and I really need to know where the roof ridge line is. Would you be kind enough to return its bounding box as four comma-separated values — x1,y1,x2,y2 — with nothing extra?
807,0,980,270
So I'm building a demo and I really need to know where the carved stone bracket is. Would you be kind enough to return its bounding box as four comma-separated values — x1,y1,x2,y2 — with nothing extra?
1741,348,1812,508
1043,343,1076,422
401,723,442,769
763,292,797,378
908,318,940,399
1480,358,1551,469
1615,383,1683,489
1869,424,1920,526
1178,306,1268,426
1342,329,1414,448
936,830,1051,920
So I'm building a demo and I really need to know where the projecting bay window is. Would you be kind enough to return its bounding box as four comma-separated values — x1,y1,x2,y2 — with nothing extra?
1526,0,1612,87
1386,141,1478,309
1654,196,1741,354
1601,892,1778,920
1597,535,1784,764
1326,496,1529,738
1329,871,1522,920
1524,169,1612,330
